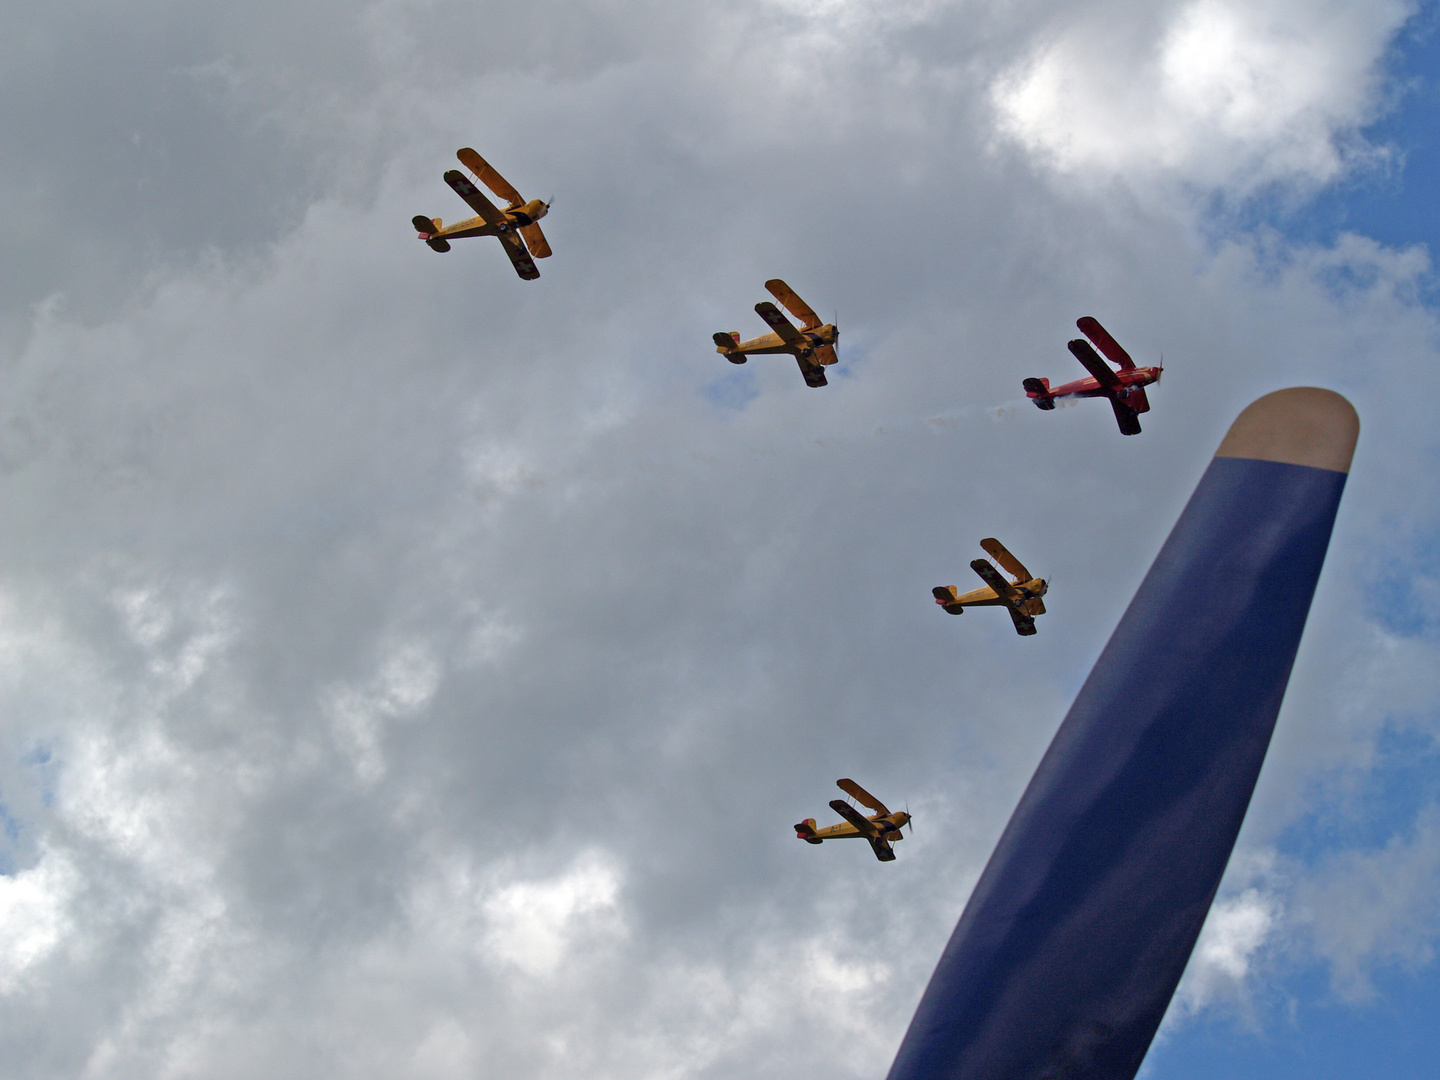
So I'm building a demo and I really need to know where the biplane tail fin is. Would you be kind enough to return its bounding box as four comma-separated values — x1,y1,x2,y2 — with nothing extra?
1023,377,1055,409
933,585,964,614
412,216,451,252
794,818,823,844
714,332,746,362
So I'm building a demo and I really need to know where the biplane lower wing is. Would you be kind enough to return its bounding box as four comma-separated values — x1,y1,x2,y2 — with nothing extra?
830,799,880,837
868,835,897,862
969,559,1017,603
497,231,541,280
1067,338,1123,391
1111,396,1143,436
443,170,506,227
797,355,828,387
813,343,838,367
971,560,1036,635
755,302,803,345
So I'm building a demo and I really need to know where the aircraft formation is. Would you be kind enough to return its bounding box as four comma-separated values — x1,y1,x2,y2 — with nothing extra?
414,145,1165,861
411,155,1361,1080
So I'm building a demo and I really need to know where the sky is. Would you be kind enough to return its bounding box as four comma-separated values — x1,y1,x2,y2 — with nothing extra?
2,1,1439,1078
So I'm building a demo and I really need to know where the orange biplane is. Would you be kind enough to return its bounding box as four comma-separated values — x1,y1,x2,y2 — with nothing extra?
714,279,838,387
933,538,1048,637
795,779,911,862
412,148,552,280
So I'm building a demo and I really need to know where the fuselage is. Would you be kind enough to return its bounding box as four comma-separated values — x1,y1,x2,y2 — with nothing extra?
944,577,1048,609
810,811,910,841
420,198,550,241
1028,366,1161,409
730,323,838,357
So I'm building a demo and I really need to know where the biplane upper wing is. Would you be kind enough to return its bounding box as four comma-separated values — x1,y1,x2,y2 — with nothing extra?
830,799,881,837
755,302,803,345
1110,396,1143,436
837,779,890,817
1077,316,1136,371
519,222,552,259
496,230,541,280
765,279,823,330
1067,338,1124,390
980,538,1031,583
443,170,506,227
457,148,523,206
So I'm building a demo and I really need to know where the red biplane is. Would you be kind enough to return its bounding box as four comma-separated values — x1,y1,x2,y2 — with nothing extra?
1023,317,1162,435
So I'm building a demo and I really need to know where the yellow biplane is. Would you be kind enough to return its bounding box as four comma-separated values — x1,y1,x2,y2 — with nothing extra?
795,779,911,862
933,538,1048,636
412,148,552,280
714,279,838,387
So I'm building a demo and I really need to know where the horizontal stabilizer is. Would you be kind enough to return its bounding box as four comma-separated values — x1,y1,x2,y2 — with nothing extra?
412,215,438,237
426,238,451,252
795,818,823,844
933,585,964,614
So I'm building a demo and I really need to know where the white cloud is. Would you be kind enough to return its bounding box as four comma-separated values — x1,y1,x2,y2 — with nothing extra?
0,850,76,995
992,0,1412,193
